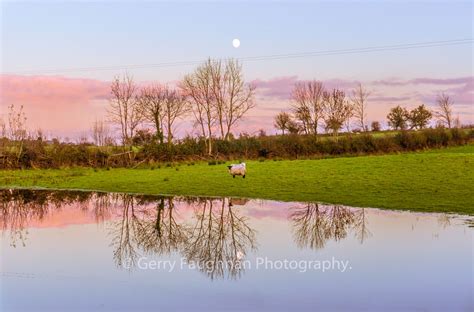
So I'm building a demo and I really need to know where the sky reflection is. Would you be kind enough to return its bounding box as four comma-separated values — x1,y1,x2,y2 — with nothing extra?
0,189,472,311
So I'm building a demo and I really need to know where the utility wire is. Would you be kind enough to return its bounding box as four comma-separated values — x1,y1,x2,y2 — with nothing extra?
3,38,472,75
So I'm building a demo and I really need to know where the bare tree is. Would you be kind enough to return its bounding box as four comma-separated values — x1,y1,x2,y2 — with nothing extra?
210,59,256,140
351,83,370,131
181,59,217,155
323,89,352,137
181,58,255,154
108,74,142,146
91,120,109,146
291,80,325,135
453,115,461,128
7,104,28,141
162,87,189,148
274,112,292,135
6,104,28,166
137,84,166,144
435,93,453,128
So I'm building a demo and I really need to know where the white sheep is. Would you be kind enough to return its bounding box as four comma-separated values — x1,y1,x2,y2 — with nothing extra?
227,162,246,178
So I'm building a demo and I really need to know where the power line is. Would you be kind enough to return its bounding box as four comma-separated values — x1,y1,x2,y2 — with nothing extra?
3,38,472,75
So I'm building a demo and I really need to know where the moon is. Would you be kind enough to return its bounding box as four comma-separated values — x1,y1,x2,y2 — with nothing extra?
232,38,240,48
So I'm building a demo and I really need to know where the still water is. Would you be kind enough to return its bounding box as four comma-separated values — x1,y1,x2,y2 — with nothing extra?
0,189,472,311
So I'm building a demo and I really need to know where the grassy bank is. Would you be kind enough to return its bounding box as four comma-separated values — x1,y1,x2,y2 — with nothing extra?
1,145,473,215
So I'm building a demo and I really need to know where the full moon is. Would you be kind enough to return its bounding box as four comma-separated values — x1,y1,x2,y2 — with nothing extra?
232,38,240,48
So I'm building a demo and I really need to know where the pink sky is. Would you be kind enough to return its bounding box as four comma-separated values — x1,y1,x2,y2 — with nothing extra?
1,74,472,139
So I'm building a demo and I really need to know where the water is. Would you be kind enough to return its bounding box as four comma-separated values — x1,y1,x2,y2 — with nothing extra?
0,189,472,311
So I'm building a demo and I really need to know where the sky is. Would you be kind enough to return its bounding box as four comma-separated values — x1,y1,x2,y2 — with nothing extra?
0,0,473,139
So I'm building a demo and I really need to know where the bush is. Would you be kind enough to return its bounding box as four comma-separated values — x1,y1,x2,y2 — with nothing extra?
0,128,472,169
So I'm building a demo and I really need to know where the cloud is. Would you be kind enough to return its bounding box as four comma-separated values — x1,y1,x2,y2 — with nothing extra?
253,76,359,101
252,76,298,100
370,96,412,102
0,75,110,137
1,74,472,138
443,78,474,104
373,76,473,87
1,74,110,103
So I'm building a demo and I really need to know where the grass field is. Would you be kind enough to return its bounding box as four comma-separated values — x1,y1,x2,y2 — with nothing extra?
1,145,473,215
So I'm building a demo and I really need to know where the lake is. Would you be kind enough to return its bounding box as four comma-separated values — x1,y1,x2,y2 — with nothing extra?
0,189,472,311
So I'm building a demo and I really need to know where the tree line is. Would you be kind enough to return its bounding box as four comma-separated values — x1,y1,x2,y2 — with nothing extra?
107,58,255,155
0,58,471,168
273,81,458,136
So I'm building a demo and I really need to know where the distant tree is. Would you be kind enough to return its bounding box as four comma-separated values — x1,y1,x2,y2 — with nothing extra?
351,83,370,131
344,103,354,133
6,104,28,166
108,74,143,146
286,119,302,135
162,87,189,148
77,133,90,145
387,105,410,130
435,93,453,128
453,115,462,128
274,112,292,135
91,120,109,146
291,80,325,135
210,59,256,140
370,121,381,132
35,129,46,142
322,89,352,137
132,129,155,146
137,84,166,144
181,59,216,155
7,104,28,141
257,129,266,137
408,104,432,130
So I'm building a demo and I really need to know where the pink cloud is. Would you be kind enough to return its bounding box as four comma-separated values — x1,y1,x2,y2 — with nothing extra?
0,75,110,137
1,74,472,138
253,76,359,101
442,78,474,104
373,76,473,86
370,96,412,102
1,75,110,103
252,76,298,100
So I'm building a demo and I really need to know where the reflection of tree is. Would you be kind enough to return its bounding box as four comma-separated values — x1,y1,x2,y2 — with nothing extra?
109,194,190,270
109,194,140,268
0,189,96,247
291,203,370,249
1,190,258,280
135,197,189,255
437,214,452,229
326,205,355,241
354,208,372,244
291,203,327,249
184,198,257,280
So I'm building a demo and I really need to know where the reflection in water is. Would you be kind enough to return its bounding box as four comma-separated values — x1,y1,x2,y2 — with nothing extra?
0,189,98,247
11,189,471,280
1,189,472,311
183,198,257,279
290,203,371,249
108,195,256,279
110,194,191,269
1,191,371,263
0,190,260,279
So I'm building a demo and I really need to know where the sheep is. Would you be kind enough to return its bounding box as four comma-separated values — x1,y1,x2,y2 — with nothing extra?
227,162,246,178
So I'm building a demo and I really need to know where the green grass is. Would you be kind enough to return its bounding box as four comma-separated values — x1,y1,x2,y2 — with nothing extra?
1,145,473,215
